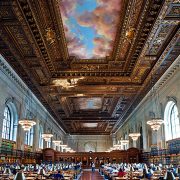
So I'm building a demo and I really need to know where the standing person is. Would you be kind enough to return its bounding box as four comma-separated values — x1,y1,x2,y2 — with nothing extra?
91,162,95,172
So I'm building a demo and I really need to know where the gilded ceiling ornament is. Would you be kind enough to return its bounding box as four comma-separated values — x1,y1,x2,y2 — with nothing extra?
125,28,136,43
45,28,56,44
52,77,84,89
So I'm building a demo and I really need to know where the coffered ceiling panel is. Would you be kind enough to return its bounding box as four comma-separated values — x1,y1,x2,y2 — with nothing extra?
72,97,103,110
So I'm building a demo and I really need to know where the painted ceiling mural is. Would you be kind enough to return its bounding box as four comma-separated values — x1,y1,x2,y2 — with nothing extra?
59,0,122,59
74,97,102,110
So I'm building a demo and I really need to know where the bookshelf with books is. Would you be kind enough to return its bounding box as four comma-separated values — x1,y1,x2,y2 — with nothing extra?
141,139,180,166
1,139,16,153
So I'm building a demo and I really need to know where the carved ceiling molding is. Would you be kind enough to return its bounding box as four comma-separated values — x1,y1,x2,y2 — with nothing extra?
112,0,140,60
14,0,56,73
132,0,180,81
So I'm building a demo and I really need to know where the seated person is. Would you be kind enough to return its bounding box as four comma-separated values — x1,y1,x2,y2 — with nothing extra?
118,168,126,177
54,171,64,180
12,168,17,175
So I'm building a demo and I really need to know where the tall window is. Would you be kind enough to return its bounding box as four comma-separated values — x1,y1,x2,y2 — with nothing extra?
164,101,180,141
2,104,17,141
25,127,34,146
39,125,43,149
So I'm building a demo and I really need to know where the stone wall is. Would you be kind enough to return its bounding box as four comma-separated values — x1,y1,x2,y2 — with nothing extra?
66,135,112,152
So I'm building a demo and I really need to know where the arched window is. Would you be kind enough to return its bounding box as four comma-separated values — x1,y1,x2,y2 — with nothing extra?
39,125,43,149
25,127,34,146
2,104,18,141
164,101,180,141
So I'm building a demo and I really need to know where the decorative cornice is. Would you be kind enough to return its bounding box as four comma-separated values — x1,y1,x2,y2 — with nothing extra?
15,0,55,73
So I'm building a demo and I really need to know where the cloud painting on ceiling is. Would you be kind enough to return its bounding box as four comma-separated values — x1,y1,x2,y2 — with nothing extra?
74,97,102,110
59,0,122,59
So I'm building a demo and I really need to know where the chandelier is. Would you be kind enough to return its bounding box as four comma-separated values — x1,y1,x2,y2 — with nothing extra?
65,147,71,151
129,133,141,141
52,77,84,89
110,147,116,151
59,144,67,148
69,150,75,153
147,73,164,131
113,144,121,150
105,150,110,152
19,92,36,131
147,118,164,131
52,140,62,146
19,119,36,131
42,133,53,141
120,140,129,145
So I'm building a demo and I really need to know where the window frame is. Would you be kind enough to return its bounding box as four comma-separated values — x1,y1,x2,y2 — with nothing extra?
2,104,18,141
164,100,180,141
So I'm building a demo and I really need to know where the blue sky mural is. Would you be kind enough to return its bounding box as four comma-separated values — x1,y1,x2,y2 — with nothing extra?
59,0,122,59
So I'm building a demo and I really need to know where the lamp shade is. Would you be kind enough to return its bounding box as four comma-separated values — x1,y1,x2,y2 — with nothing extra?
52,140,61,146
129,133,141,141
13,172,26,180
38,168,46,175
3,167,12,175
120,140,129,145
23,166,29,172
164,171,175,180
42,133,53,141
15,165,21,170
19,119,36,131
147,118,163,131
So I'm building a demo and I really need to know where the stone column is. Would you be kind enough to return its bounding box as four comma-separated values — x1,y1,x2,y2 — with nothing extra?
43,139,46,149
16,124,25,150
112,133,116,146
133,140,137,148
0,82,5,148
152,130,157,145
52,142,56,150
33,119,39,152
142,119,148,151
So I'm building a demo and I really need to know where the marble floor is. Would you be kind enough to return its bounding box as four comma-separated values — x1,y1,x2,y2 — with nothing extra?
80,170,104,180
